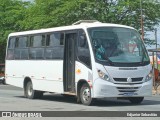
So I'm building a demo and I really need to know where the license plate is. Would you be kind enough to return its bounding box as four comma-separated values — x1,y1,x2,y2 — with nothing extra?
124,93,135,96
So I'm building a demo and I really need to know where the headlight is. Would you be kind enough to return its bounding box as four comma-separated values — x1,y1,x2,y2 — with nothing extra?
97,69,110,81
145,70,153,82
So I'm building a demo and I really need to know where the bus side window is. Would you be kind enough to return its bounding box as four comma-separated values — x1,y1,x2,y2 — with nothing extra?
15,36,29,60
30,35,45,47
8,37,15,49
7,37,15,60
77,30,91,68
45,33,64,59
29,35,45,60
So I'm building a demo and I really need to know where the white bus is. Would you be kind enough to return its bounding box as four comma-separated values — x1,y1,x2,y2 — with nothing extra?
5,20,152,105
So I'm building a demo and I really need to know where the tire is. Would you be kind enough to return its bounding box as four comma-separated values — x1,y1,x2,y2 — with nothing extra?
80,83,93,106
128,97,144,104
25,81,43,99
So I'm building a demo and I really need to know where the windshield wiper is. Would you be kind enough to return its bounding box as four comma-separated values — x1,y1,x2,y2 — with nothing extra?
108,59,114,66
104,56,114,66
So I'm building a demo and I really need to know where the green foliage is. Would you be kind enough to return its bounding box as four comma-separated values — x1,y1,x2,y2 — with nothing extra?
0,0,160,62
0,0,30,63
20,0,160,30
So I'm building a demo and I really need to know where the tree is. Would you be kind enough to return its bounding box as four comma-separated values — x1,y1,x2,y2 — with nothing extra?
0,0,160,62
22,0,160,31
0,0,30,63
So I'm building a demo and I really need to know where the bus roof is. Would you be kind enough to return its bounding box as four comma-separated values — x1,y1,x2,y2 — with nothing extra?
9,21,135,37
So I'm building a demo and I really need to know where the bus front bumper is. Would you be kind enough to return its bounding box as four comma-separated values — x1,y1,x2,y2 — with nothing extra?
93,78,152,98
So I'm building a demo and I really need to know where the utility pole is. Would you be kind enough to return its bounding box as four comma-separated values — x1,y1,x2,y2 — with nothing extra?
140,0,144,40
155,28,158,69
155,28,158,50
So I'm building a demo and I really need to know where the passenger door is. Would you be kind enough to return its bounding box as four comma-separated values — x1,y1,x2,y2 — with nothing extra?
63,32,77,93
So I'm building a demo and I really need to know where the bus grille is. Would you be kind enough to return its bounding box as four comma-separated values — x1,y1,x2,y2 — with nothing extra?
116,87,140,93
113,77,143,83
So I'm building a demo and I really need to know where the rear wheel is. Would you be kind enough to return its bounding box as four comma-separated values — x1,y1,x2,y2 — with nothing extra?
80,83,93,106
25,81,43,99
128,97,144,104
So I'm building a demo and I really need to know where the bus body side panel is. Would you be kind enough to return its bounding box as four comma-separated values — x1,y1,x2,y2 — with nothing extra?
5,60,64,93
75,61,93,93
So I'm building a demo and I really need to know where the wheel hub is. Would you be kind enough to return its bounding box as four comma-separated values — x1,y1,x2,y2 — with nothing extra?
28,85,33,96
82,88,90,102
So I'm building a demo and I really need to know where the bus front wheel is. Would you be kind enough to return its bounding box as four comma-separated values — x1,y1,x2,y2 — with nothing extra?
128,97,144,104
25,81,43,99
80,83,93,106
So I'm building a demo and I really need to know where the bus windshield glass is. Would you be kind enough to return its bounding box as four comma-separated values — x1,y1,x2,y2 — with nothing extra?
88,27,150,66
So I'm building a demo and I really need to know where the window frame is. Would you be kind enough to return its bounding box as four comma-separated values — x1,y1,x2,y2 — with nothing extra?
29,34,46,48
6,29,92,62
76,29,92,69
46,32,65,47
7,37,16,60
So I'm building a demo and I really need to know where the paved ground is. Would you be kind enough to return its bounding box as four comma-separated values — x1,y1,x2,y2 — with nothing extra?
152,84,160,95
0,84,160,120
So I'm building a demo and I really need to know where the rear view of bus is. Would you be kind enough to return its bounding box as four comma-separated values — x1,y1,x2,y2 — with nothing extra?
86,26,152,105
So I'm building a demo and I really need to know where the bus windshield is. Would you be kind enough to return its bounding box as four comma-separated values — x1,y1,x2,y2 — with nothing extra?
88,27,150,66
